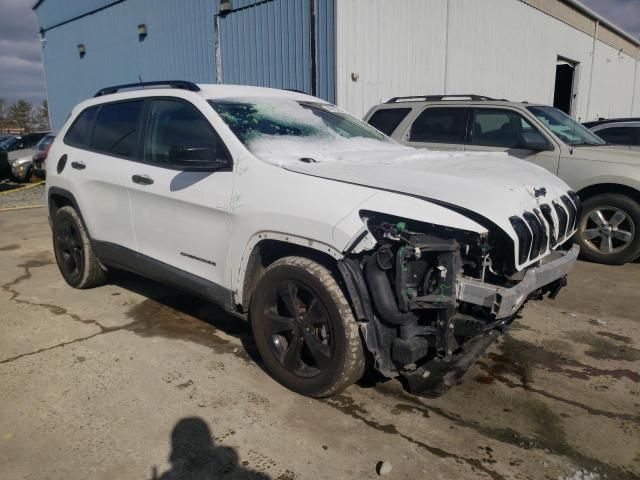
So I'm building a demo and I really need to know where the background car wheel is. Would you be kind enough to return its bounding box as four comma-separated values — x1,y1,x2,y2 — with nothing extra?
250,256,365,398
52,206,108,288
574,193,640,265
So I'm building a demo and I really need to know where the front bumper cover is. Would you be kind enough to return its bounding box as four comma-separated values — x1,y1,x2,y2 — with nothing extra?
458,244,579,319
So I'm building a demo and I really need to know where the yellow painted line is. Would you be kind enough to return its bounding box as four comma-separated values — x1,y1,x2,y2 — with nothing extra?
0,204,46,212
0,180,45,197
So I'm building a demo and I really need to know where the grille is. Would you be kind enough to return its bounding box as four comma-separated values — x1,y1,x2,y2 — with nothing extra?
510,191,579,265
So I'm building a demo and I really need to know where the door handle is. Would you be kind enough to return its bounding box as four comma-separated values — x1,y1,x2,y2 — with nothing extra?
132,174,154,185
71,161,86,170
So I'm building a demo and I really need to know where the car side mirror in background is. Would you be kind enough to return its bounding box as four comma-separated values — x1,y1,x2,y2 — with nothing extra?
168,144,229,170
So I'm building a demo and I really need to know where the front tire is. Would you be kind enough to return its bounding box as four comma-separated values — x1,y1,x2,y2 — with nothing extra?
575,193,640,265
249,256,365,397
52,206,108,288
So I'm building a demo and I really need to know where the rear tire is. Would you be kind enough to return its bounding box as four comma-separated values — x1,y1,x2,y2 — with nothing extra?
52,206,107,288
574,193,640,265
249,256,365,397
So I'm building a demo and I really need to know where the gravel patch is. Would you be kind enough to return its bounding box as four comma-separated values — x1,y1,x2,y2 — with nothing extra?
0,181,45,209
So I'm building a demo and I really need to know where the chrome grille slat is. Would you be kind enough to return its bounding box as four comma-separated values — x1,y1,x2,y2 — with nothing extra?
561,195,577,235
511,191,577,265
523,212,544,260
553,201,568,241
540,204,556,246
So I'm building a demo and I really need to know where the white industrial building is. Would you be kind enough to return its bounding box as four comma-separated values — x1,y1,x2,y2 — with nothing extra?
337,0,639,120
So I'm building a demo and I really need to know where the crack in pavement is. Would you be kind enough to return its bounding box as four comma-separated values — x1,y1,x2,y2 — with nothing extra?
375,385,638,480
475,361,640,425
2,257,111,333
0,255,144,365
322,394,506,480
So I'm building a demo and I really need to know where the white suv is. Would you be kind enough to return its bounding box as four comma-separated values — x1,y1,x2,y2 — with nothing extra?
47,81,578,397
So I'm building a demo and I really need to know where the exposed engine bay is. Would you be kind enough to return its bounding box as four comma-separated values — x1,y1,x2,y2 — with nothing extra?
339,213,575,396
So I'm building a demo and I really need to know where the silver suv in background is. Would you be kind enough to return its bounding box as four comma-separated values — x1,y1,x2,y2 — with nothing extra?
365,95,640,265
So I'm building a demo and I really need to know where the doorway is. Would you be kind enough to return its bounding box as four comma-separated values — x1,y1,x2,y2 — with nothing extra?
553,58,579,116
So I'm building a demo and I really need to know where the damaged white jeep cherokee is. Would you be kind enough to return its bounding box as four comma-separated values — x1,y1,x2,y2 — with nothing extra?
47,81,579,397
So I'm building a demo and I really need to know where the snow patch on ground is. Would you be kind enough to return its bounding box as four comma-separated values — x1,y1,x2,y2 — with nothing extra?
558,470,600,480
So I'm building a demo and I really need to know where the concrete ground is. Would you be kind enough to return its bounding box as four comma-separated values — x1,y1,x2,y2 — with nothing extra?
1,207,638,480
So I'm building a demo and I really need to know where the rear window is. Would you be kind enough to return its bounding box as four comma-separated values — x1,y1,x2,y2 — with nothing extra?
91,101,144,158
367,108,411,136
64,106,99,148
409,107,467,143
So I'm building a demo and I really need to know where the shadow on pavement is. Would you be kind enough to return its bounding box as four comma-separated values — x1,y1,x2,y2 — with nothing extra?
108,270,265,367
151,417,270,480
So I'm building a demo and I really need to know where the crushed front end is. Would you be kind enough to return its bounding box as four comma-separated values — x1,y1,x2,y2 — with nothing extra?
339,204,579,396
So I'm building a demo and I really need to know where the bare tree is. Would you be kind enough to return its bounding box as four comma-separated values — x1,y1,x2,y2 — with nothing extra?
0,98,6,132
33,100,50,131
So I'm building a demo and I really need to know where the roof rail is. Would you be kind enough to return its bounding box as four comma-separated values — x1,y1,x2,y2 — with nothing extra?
94,80,201,97
385,94,505,103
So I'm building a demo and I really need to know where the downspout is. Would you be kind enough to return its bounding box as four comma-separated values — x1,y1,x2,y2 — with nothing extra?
310,0,317,96
632,46,639,116
443,0,450,94
585,20,599,120
214,15,222,84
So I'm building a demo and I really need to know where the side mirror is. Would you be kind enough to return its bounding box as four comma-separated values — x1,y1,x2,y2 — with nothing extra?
519,132,554,152
168,144,228,170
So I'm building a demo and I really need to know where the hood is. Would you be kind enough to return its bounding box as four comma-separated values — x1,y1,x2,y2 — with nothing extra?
255,144,576,270
277,147,571,236
571,145,640,166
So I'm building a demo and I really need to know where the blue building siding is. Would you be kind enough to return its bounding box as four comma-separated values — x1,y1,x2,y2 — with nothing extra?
35,0,336,130
36,0,121,30
316,0,336,102
219,0,312,93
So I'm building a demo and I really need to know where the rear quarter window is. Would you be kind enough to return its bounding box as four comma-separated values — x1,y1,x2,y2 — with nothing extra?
367,108,411,136
64,106,99,148
409,107,467,143
90,100,144,158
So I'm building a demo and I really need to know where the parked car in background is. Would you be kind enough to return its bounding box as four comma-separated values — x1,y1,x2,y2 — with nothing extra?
583,118,640,147
0,132,50,153
9,155,35,182
46,81,578,397
365,96,640,265
32,133,56,178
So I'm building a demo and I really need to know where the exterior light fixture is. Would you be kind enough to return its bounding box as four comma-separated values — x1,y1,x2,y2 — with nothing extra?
138,24,148,41
78,44,86,58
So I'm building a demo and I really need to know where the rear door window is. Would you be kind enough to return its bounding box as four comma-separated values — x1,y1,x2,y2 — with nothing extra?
91,101,144,158
64,106,99,148
470,108,549,149
595,126,639,146
367,108,411,136
409,107,467,143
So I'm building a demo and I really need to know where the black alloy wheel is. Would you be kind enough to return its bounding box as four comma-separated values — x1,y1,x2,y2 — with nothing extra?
250,256,365,397
264,280,334,378
55,215,85,283
52,206,107,288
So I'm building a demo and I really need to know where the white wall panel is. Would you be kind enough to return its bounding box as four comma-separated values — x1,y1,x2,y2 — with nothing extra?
336,0,447,117
337,0,638,121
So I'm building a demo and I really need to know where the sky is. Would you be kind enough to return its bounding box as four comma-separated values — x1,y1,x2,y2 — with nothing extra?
0,0,639,107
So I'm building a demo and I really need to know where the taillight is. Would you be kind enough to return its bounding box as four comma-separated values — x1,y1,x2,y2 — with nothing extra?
43,143,52,162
